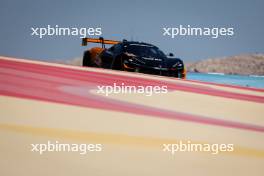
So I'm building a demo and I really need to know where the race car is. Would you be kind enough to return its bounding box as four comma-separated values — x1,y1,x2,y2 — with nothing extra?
82,37,186,78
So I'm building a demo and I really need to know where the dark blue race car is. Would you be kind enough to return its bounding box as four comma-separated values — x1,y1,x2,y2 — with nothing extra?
82,37,186,78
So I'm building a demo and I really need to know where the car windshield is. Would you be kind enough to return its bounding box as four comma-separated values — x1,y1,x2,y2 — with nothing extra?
125,44,166,58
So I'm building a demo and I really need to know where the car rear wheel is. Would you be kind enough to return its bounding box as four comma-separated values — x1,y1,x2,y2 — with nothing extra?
83,51,91,67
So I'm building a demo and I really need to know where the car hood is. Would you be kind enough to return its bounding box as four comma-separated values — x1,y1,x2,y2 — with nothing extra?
136,56,165,67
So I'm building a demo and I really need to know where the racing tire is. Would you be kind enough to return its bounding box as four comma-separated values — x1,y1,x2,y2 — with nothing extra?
83,50,92,67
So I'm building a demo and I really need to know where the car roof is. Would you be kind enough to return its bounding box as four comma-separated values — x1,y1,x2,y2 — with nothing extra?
121,41,156,48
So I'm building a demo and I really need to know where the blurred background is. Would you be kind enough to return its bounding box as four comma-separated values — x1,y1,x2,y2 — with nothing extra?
0,0,263,61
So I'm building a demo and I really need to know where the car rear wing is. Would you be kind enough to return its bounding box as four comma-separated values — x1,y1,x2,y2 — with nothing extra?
82,37,120,48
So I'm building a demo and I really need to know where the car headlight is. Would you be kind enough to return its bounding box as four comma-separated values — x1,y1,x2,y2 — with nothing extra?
173,62,183,68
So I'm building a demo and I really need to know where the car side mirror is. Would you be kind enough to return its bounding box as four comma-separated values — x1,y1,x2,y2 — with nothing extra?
168,53,174,57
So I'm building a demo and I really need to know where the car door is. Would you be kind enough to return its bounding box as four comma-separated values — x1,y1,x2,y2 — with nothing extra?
100,44,123,69
100,46,115,68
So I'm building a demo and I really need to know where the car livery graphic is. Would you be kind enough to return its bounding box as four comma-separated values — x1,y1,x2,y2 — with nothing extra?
82,37,186,78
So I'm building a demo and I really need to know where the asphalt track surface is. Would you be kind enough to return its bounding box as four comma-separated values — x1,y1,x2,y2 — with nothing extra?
0,56,264,176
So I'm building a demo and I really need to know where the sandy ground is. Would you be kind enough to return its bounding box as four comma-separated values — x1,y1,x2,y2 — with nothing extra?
0,56,264,176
